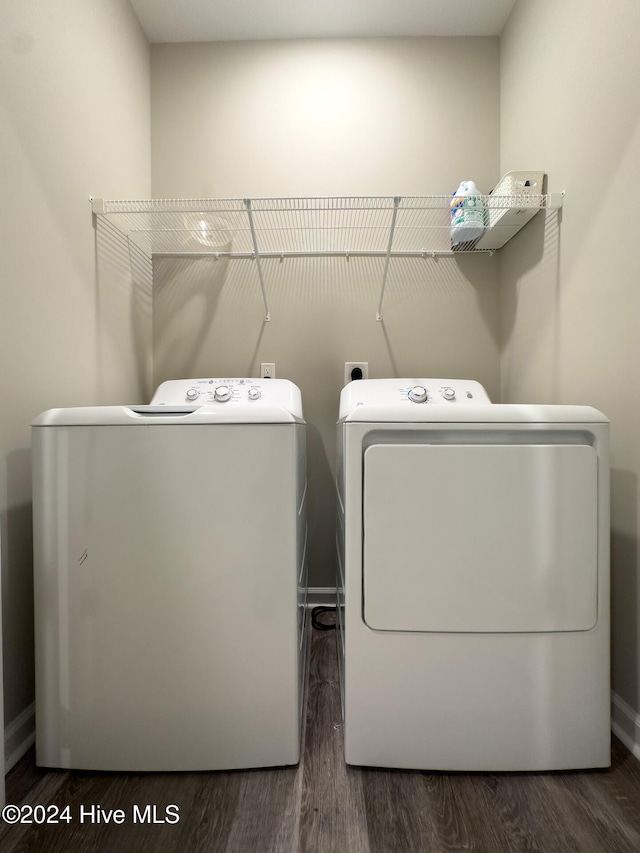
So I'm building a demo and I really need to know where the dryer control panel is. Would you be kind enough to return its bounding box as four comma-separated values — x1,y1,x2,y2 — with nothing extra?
339,378,491,420
150,378,303,419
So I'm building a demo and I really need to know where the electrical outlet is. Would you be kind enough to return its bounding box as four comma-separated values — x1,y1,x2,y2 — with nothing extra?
344,362,369,384
261,363,275,379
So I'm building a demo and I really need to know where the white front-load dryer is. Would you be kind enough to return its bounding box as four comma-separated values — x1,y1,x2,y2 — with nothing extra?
336,378,610,771
33,378,307,771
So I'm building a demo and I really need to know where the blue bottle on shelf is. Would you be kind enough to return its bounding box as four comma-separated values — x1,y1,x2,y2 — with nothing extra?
450,180,485,247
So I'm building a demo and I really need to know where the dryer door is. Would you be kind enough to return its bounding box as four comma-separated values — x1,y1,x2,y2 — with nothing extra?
363,442,598,633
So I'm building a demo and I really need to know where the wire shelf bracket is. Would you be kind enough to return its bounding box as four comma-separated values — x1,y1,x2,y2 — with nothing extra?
376,196,401,322
244,198,270,322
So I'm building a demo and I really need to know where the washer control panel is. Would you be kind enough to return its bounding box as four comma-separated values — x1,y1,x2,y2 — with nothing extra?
150,378,303,418
339,378,491,419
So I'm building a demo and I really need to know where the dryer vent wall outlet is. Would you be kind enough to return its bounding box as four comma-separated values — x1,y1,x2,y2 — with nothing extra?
345,362,369,384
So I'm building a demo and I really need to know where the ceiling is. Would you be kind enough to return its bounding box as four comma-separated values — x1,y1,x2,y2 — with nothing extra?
129,0,518,43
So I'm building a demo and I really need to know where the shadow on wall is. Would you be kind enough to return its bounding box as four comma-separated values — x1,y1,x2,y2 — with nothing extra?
611,467,639,708
499,208,562,403
95,218,153,404
153,255,231,384
305,420,335,588
150,250,500,385
2,449,35,728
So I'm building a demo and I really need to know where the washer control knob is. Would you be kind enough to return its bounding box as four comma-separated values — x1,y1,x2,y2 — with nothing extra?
214,385,232,402
442,388,456,400
248,388,261,400
408,385,428,403
186,388,199,400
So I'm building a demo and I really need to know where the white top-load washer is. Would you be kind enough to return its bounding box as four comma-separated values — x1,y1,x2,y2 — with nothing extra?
33,378,307,771
336,378,610,771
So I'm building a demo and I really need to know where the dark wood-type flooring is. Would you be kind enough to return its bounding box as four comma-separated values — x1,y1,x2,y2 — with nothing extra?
3,624,640,852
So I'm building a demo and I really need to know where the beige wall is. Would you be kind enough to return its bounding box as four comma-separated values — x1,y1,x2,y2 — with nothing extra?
150,38,502,588
500,1,640,734
0,1,151,755
150,38,499,198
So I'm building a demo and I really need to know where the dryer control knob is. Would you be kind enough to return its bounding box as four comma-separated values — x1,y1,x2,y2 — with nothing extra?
248,388,261,400
186,388,199,400
408,385,428,403
442,388,456,400
214,385,232,402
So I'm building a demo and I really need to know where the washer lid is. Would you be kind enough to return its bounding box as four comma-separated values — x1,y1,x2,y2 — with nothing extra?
33,378,305,426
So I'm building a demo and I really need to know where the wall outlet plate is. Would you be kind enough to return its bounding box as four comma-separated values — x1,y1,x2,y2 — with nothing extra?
261,363,275,379
345,362,369,384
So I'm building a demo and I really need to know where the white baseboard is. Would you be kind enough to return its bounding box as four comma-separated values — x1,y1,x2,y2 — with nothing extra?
306,587,337,607
611,692,640,761
4,702,35,774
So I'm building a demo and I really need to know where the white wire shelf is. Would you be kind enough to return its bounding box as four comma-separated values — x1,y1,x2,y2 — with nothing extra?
91,191,562,320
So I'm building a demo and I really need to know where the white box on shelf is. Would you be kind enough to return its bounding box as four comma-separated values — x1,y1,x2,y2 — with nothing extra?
476,171,546,250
